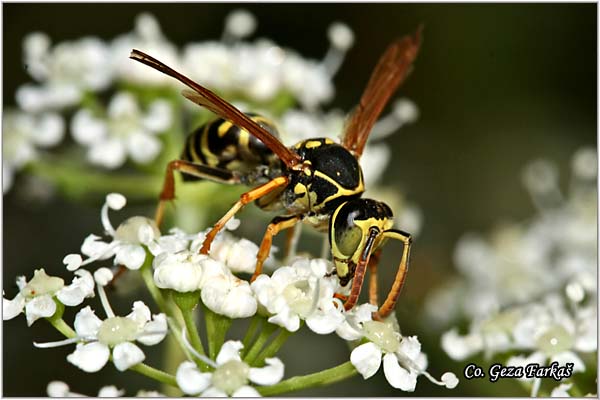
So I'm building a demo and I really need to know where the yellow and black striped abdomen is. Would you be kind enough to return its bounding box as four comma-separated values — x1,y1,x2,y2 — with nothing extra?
181,114,282,181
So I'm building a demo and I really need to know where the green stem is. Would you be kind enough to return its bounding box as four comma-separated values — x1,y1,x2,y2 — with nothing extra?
251,328,292,367
130,363,178,387
180,307,206,358
28,159,162,200
204,305,233,360
569,383,583,397
48,317,76,338
257,361,358,396
241,315,262,354
243,322,277,365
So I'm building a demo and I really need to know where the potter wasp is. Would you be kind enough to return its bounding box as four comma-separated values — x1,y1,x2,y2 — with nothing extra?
130,26,421,320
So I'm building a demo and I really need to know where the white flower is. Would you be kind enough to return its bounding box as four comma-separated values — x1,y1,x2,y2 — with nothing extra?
442,291,595,380
17,34,113,112
350,321,458,391
47,381,124,397
180,11,349,108
71,92,172,168
200,261,257,319
3,268,94,326
3,110,65,192
251,258,343,333
153,251,207,292
335,303,379,341
427,148,597,325
69,193,160,271
550,383,573,397
111,13,180,86
153,250,257,318
36,301,166,373
176,340,284,396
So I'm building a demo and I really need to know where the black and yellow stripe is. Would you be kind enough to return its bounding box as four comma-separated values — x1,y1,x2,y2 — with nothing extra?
180,114,282,182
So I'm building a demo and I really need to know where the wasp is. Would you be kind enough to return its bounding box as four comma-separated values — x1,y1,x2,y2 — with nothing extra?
130,26,421,320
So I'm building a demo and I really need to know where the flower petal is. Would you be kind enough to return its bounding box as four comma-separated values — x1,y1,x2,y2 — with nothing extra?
2,292,25,320
73,306,102,337
216,340,244,365
153,251,205,292
551,351,586,373
47,381,70,397
248,357,285,386
200,387,227,397
441,328,484,361
112,342,145,371
126,300,151,326
550,383,573,397
115,244,146,270
176,361,212,395
56,269,95,306
350,342,382,379
98,385,125,397
25,294,57,326
88,138,127,169
441,372,459,389
306,306,344,335
201,272,257,319
81,234,113,259
63,254,83,271
267,308,300,332
67,342,110,372
127,132,161,163
137,313,167,346
383,352,417,391
232,385,261,397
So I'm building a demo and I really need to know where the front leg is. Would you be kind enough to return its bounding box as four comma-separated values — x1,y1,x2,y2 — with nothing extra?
200,176,289,255
251,214,302,281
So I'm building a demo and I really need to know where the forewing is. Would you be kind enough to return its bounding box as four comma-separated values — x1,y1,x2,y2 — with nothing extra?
129,49,302,169
342,26,422,158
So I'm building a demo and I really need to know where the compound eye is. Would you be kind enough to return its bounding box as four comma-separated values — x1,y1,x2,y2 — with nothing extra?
333,204,364,258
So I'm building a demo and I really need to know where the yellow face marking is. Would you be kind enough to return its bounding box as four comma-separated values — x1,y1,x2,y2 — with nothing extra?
217,121,233,138
330,207,393,278
305,140,323,149
323,138,334,144
293,183,306,196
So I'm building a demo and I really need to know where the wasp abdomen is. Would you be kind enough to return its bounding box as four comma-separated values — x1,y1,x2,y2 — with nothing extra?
181,114,281,181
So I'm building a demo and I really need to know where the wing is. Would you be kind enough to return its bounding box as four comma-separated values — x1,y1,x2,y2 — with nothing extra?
129,49,302,169
342,26,422,158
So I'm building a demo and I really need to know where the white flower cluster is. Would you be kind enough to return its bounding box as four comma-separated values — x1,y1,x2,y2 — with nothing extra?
425,147,597,394
176,340,284,396
6,9,420,201
426,147,597,324
3,111,65,192
4,191,454,394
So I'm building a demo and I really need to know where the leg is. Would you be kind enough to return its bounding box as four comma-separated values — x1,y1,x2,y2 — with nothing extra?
374,229,412,320
368,249,382,307
283,223,302,263
251,214,302,281
343,228,379,311
200,176,289,254
155,159,241,227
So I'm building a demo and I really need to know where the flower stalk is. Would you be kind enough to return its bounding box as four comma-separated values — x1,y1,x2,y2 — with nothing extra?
243,322,278,365
203,304,233,360
130,363,178,387
257,361,358,396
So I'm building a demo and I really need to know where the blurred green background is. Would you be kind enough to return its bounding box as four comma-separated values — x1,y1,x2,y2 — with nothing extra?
3,3,596,396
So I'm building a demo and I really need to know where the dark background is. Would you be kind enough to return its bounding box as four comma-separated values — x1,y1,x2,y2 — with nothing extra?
3,3,596,396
